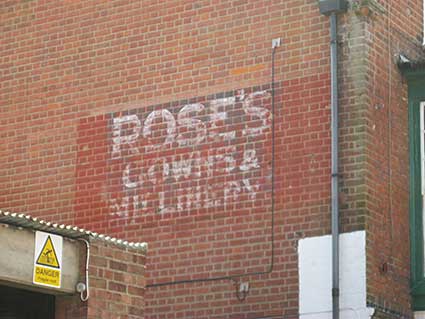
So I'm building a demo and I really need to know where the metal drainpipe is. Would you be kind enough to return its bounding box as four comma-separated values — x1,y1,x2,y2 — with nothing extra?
330,12,340,319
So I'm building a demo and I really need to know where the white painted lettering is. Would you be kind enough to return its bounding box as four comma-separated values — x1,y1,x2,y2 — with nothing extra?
112,115,141,158
143,109,176,151
240,149,260,171
110,87,273,218
177,103,207,147
242,90,272,136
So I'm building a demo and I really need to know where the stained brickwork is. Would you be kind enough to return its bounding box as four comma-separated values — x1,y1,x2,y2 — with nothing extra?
337,1,423,316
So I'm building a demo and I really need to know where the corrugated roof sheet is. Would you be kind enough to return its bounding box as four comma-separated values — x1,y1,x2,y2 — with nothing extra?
0,210,147,253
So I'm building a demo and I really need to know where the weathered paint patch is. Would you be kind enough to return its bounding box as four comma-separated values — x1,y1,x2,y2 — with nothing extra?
76,84,274,221
74,83,277,282
230,64,266,76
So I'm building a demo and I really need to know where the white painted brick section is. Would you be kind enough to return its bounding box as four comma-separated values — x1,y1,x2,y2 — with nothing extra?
415,311,425,319
298,231,375,319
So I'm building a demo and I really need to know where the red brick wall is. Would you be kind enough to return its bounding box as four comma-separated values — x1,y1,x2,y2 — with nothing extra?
0,1,332,317
1,0,423,318
337,0,423,316
55,240,146,319
353,0,422,315
56,295,87,319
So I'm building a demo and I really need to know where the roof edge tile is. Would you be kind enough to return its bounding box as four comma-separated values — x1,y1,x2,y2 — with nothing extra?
0,210,147,254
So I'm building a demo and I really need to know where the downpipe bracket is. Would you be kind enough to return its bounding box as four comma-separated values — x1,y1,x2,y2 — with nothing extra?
332,288,340,297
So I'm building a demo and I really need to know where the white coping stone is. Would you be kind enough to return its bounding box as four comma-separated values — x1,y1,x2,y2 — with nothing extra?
298,230,375,319
415,311,425,319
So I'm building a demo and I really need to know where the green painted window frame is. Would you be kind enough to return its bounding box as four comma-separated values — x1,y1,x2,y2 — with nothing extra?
408,73,425,310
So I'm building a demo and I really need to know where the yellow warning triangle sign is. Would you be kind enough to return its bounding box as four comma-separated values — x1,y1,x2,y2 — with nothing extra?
36,236,60,269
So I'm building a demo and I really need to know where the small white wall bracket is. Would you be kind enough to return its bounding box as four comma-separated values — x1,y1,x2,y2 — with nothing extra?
239,282,249,293
272,38,281,48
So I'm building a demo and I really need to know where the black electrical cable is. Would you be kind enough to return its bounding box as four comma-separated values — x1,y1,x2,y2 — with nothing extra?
146,45,278,289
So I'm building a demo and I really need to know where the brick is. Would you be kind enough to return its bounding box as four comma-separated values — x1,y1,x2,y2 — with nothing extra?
1,0,422,318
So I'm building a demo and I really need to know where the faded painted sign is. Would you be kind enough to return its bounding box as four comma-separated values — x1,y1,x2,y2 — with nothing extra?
107,86,273,220
75,83,277,281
